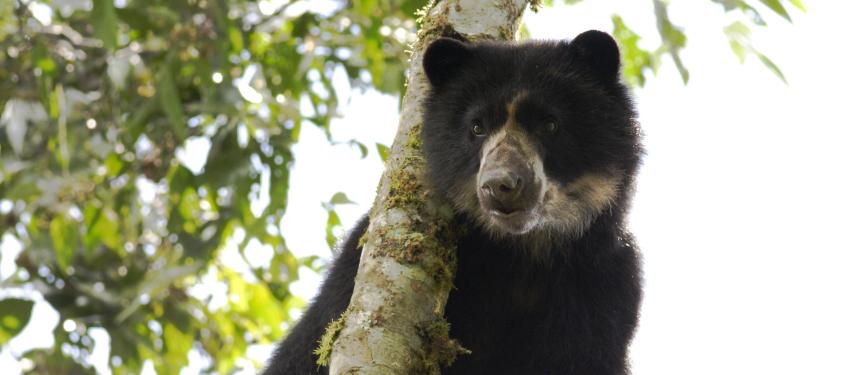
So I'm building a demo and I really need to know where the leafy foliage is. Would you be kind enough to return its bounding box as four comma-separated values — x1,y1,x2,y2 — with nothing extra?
611,15,658,88
712,0,803,83
322,192,355,249
0,298,34,345
0,0,423,373
606,0,803,87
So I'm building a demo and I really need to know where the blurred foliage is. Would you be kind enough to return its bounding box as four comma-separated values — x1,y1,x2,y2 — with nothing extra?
617,0,804,86
535,0,802,86
0,0,801,373
0,0,423,373
321,192,354,250
0,298,33,344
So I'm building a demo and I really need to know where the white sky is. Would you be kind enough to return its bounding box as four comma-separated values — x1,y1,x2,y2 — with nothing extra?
3,0,850,374
528,1,850,374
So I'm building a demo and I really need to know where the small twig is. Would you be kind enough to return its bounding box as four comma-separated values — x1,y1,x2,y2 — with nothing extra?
14,0,32,38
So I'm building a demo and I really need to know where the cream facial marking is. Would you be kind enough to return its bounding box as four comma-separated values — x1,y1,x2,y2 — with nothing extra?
540,172,622,238
448,177,480,215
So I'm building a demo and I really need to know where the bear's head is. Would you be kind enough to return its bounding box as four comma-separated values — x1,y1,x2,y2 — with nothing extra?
422,31,641,240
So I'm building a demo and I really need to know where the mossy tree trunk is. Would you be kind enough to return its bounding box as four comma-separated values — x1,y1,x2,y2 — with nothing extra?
324,1,533,374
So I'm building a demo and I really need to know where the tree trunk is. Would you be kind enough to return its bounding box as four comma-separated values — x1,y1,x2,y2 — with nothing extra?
324,1,533,374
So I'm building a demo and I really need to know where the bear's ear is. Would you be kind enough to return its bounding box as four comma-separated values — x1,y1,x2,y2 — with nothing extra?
423,38,472,87
567,30,621,81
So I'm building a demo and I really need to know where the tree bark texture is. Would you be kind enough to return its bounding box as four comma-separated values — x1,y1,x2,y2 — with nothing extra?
325,1,532,374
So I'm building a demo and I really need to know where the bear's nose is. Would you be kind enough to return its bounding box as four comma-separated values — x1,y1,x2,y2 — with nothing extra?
480,170,523,212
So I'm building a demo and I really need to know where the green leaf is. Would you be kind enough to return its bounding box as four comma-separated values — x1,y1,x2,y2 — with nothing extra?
245,281,286,337
758,0,791,22
104,153,124,177
156,59,187,140
612,14,656,87
710,0,737,12
788,0,806,12
37,58,56,76
323,192,355,249
723,20,785,83
228,27,244,52
755,51,788,84
353,140,368,158
728,40,747,63
376,143,390,162
269,155,291,213
158,323,192,373
92,0,118,50
671,55,690,84
739,2,767,26
0,298,34,344
711,0,768,26
115,7,155,32
31,43,54,107
724,20,751,38
653,0,689,84
724,21,751,63
0,1,12,41
49,215,78,271
325,210,341,249
83,205,122,253
109,324,143,371
330,192,355,205
202,129,252,189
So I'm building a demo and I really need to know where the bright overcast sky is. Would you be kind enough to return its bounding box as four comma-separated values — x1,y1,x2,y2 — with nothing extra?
3,1,850,374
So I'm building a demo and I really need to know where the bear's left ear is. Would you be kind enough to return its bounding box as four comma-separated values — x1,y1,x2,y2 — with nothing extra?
423,38,472,88
567,30,621,81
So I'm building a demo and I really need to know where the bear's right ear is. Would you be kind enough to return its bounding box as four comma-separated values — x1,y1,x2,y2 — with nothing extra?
423,38,472,87
567,30,621,82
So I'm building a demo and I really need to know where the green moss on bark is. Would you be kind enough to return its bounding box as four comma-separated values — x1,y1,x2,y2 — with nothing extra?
357,230,369,249
385,123,426,210
368,213,458,291
315,307,352,367
419,318,471,370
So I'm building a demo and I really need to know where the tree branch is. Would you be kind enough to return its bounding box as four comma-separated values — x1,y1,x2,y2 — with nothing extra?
325,1,531,374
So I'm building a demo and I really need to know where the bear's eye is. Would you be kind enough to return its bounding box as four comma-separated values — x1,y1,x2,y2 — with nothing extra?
544,121,558,133
471,120,485,136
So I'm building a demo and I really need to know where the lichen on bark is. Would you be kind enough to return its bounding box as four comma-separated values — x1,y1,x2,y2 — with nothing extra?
324,1,532,374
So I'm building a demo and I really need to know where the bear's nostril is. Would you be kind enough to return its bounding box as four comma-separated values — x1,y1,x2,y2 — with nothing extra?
482,184,494,196
501,174,521,192
482,171,522,203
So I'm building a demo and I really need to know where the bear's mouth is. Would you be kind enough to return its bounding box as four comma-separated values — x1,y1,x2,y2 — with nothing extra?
486,207,540,235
